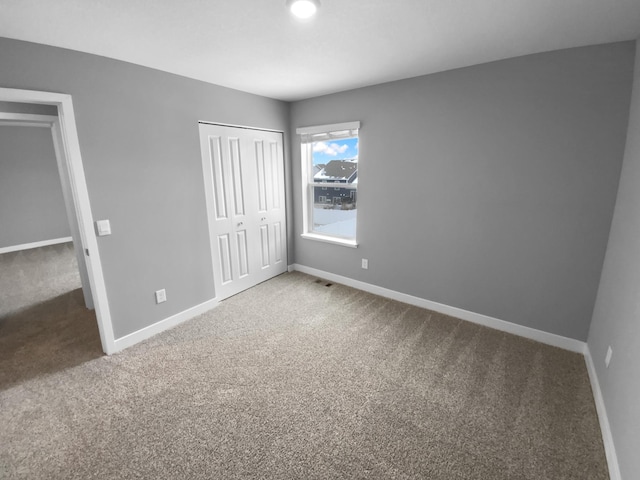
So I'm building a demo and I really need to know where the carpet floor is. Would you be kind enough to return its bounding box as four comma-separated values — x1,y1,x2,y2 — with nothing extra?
0,258,608,478
0,242,82,318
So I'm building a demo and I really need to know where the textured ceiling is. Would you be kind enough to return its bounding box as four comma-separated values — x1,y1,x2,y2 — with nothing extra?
1,0,639,101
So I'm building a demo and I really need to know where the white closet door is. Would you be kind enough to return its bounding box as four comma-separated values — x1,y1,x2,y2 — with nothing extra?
199,123,286,300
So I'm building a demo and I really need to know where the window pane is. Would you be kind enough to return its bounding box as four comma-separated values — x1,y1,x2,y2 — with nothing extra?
312,187,357,239
305,132,359,241
312,137,358,168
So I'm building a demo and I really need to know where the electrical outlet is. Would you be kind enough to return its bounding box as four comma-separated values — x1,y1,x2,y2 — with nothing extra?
362,258,369,269
155,289,167,304
605,346,613,368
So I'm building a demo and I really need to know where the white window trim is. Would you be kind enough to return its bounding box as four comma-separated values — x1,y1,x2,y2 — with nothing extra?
297,121,360,248
296,121,360,136
316,182,356,189
301,232,358,248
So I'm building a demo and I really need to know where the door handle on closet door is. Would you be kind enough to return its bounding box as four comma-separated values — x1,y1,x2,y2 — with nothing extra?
237,222,243,227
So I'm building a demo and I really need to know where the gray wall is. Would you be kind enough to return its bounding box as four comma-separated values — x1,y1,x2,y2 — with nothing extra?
290,42,635,341
0,37,290,339
0,125,71,248
588,39,640,480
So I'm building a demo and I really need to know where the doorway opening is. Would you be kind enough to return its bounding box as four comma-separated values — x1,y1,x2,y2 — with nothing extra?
0,118,87,313
0,88,115,354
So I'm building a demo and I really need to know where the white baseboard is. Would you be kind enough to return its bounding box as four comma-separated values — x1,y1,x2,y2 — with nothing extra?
112,298,219,353
290,263,586,353
584,346,622,480
0,236,73,254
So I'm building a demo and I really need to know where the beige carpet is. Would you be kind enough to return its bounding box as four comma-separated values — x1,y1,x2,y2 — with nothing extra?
0,241,83,318
0,253,608,479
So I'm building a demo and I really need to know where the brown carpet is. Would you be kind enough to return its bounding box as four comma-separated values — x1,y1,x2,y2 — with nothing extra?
0,251,608,479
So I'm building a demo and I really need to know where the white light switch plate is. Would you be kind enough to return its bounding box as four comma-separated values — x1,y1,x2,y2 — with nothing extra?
96,219,111,236
155,289,167,304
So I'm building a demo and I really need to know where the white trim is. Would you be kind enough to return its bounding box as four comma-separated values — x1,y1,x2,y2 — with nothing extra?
301,143,312,236
314,182,356,189
584,346,622,480
300,232,358,248
0,87,115,355
50,118,93,310
0,113,58,126
296,121,360,135
290,263,585,353
0,237,73,254
112,298,219,353
287,264,295,273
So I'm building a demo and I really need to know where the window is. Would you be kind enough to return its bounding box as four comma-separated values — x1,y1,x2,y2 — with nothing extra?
296,121,359,247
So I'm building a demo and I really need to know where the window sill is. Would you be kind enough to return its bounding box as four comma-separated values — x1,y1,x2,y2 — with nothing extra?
301,232,358,248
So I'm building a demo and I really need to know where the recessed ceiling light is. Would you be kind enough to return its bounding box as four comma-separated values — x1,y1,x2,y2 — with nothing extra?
287,0,320,19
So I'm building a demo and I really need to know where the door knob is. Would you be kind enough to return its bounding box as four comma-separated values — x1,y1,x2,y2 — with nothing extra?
261,217,266,221
237,221,244,227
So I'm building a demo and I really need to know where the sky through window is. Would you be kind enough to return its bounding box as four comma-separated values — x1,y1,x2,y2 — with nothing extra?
312,137,358,165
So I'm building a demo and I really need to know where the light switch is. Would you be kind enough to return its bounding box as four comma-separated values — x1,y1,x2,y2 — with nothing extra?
96,219,111,236
155,289,167,304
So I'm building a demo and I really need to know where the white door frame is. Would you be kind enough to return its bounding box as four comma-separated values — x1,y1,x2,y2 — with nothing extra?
0,87,115,354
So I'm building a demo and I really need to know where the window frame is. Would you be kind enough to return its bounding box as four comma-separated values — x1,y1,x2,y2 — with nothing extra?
296,121,360,248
